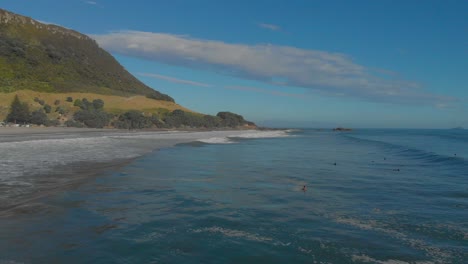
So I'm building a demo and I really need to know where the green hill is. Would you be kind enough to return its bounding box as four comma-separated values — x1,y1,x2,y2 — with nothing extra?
0,9,173,101
0,9,256,130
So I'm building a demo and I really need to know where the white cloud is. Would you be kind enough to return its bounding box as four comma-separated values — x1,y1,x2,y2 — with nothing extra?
84,1,97,5
138,73,213,87
92,31,455,106
258,23,281,31
140,72,305,99
225,85,306,99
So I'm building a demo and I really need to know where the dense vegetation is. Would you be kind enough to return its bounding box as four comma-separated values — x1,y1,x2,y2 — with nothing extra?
6,95,58,126
4,95,255,129
72,98,111,128
0,9,173,101
111,109,254,130
6,95,30,124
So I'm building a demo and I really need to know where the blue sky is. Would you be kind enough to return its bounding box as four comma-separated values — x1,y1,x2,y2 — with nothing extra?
2,0,467,128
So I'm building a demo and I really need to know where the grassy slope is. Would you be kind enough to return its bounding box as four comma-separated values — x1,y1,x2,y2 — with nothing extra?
0,9,173,101
0,90,193,121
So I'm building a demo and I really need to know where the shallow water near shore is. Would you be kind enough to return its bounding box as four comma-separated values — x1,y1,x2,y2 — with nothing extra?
0,130,267,211
0,129,467,263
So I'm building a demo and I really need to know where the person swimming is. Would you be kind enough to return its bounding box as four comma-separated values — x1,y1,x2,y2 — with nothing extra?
302,185,307,192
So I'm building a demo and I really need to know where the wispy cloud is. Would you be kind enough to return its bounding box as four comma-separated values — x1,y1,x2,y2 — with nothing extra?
140,72,306,99
258,23,281,31
225,85,306,99
93,31,455,106
84,1,97,5
138,73,213,87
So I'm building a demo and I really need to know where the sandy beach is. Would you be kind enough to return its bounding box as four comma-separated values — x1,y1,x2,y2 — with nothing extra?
0,127,157,143
0,126,111,135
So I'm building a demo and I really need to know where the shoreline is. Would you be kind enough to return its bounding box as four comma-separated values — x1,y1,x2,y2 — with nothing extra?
0,126,265,143
0,128,284,216
0,129,185,215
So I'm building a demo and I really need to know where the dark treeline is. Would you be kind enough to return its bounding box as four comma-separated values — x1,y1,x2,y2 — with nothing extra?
6,95,59,126
4,96,255,129
113,109,254,130
70,98,109,128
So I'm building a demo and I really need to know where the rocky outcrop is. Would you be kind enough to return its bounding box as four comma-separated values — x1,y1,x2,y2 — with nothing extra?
333,127,352,131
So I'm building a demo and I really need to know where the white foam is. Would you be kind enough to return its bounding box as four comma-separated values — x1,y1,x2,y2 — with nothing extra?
195,130,291,144
232,130,290,139
351,254,434,264
0,136,143,180
298,246,312,254
197,137,234,144
335,216,454,263
0,130,289,180
192,226,273,243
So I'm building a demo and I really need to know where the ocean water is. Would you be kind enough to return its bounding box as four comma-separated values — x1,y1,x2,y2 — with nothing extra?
0,129,467,263
0,130,271,210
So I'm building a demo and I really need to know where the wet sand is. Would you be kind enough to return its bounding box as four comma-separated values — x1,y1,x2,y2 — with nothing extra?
0,126,110,134
0,127,130,143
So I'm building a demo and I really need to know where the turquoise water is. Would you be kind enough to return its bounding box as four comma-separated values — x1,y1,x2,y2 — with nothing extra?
1,129,467,263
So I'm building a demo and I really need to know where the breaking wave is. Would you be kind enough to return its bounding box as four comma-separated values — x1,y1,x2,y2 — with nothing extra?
197,130,291,144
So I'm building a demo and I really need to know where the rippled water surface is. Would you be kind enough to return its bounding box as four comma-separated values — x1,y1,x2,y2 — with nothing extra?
0,129,467,263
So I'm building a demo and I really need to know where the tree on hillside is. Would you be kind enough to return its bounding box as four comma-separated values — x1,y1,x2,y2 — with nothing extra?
6,95,31,124
55,106,67,115
81,98,90,109
30,109,48,125
73,99,82,108
114,110,152,129
150,114,165,128
203,115,222,128
43,104,52,113
163,109,186,128
75,98,97,111
92,99,104,110
216,111,245,127
71,98,110,128
73,109,110,128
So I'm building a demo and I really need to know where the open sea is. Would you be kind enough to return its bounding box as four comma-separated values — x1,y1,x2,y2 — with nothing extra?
0,129,467,263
